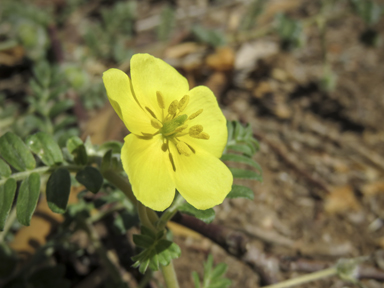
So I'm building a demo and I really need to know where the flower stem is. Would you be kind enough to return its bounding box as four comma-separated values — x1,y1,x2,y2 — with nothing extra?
161,261,180,288
137,201,156,231
156,194,185,231
102,170,136,204
261,267,337,288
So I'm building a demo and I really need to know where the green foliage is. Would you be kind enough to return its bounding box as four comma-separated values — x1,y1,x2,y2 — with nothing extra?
192,255,231,288
179,203,216,224
46,168,71,214
76,166,103,194
0,132,36,171
226,185,254,200
0,179,17,231
66,136,88,165
241,0,267,30
27,132,64,166
191,25,226,47
157,5,176,41
0,159,12,178
275,13,304,50
132,226,181,273
350,0,383,26
16,173,40,226
223,121,262,183
85,1,136,61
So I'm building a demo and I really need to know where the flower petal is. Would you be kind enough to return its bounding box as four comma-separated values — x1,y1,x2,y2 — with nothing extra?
121,133,176,211
170,144,233,210
182,86,227,158
103,68,156,135
130,54,189,118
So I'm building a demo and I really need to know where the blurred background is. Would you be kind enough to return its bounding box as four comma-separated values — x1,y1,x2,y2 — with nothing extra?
1,0,384,287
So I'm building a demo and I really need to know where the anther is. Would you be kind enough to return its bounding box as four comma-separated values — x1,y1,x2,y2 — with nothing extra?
145,107,157,119
174,124,188,134
151,118,163,129
189,125,203,136
168,100,178,115
188,109,203,120
156,91,165,109
178,95,189,112
190,132,210,140
176,142,192,156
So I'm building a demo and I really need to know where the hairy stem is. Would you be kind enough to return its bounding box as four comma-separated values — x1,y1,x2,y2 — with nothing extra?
261,267,337,288
161,261,180,288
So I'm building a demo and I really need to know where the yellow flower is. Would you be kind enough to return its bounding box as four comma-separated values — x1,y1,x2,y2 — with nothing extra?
103,54,233,211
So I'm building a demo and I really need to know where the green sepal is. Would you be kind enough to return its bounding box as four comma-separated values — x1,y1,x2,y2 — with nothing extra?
0,158,11,178
229,167,262,182
76,166,103,194
178,203,215,224
0,132,36,171
226,185,254,200
132,226,181,273
46,168,71,214
16,173,41,226
66,136,88,165
27,132,63,166
0,178,17,231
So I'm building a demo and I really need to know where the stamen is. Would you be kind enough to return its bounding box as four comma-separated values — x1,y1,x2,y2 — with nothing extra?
169,152,176,171
151,118,163,129
189,125,203,136
176,141,192,156
168,100,179,116
145,107,157,119
173,124,188,134
185,142,196,154
191,132,210,140
188,109,203,120
156,91,165,109
178,95,189,112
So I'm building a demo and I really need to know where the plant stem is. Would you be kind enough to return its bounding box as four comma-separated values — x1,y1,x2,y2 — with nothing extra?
102,170,136,204
161,261,180,288
0,207,17,243
0,164,83,186
156,194,185,230
137,201,156,231
261,267,337,288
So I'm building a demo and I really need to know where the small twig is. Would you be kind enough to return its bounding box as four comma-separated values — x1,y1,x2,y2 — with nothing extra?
261,267,337,288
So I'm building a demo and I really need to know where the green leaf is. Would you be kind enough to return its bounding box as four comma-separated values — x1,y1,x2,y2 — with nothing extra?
194,254,231,288
226,144,253,157
132,228,181,273
192,271,201,288
221,154,262,172
0,132,36,171
178,203,215,224
66,136,88,165
98,141,123,154
0,178,17,231
48,99,74,118
46,168,71,214
75,166,103,194
229,168,262,181
27,132,63,166
0,158,11,178
226,185,254,200
211,263,228,279
54,116,77,132
16,173,41,226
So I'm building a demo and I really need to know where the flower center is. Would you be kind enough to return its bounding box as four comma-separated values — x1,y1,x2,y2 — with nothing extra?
141,91,210,171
